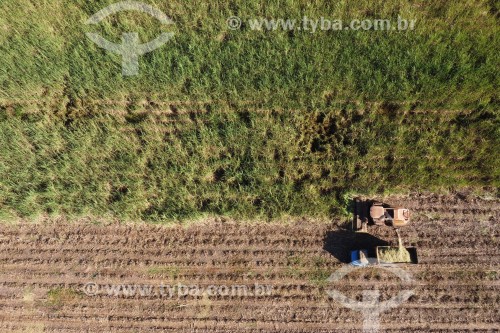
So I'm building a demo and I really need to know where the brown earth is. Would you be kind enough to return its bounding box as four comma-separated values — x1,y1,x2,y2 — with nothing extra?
0,191,498,332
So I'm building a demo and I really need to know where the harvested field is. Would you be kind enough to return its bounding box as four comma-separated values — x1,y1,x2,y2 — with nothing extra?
0,192,498,332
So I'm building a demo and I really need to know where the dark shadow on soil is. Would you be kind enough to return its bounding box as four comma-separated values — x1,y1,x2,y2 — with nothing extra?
323,229,389,263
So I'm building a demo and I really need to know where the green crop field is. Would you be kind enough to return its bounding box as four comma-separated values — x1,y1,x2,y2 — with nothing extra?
0,0,498,222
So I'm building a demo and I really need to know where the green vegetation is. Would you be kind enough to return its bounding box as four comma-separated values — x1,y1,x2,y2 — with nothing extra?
309,256,331,286
0,1,498,222
46,287,81,307
147,265,181,279
0,107,497,221
0,0,498,111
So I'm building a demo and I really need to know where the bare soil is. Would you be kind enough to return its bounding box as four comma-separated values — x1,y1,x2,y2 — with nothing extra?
0,192,498,332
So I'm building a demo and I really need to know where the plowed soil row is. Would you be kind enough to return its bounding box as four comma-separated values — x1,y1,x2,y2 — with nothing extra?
0,192,498,332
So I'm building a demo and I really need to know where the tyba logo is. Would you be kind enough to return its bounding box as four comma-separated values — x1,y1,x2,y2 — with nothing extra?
85,1,174,76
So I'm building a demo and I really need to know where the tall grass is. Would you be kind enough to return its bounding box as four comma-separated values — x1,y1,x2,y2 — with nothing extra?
0,106,497,222
0,0,498,111
0,1,498,222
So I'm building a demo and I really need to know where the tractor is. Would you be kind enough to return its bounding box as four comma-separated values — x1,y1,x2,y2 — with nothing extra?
350,198,417,266
352,198,410,232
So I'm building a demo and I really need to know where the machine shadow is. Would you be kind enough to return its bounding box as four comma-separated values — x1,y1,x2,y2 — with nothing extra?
323,229,389,263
